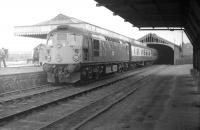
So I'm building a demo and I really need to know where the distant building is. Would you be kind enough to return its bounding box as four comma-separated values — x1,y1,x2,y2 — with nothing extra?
137,33,181,65
137,33,193,65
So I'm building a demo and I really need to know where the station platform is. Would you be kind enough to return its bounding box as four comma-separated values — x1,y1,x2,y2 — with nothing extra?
0,66,46,94
79,64,200,130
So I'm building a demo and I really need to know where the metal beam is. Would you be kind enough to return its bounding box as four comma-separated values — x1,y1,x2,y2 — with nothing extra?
139,27,184,31
112,11,183,18
96,2,121,7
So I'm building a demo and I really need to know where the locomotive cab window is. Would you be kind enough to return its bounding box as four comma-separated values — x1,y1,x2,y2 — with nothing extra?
93,39,100,57
47,33,55,47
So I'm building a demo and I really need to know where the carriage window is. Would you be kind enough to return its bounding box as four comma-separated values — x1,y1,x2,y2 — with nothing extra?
93,40,99,49
93,39,100,57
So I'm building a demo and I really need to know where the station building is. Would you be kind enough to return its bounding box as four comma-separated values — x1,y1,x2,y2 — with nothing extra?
182,43,193,57
138,33,183,65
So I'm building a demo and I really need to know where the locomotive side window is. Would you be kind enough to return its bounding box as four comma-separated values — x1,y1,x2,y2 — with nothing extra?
93,39,100,57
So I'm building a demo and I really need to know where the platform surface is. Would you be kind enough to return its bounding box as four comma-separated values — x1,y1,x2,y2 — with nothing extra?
79,64,200,130
0,66,43,76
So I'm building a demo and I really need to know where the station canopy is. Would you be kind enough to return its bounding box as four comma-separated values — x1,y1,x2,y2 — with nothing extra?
15,14,141,45
15,14,84,39
94,0,200,48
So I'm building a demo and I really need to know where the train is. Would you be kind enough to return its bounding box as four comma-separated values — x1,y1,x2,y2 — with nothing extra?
42,24,158,83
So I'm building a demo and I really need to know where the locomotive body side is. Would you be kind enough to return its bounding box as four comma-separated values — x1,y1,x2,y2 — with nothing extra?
80,34,130,80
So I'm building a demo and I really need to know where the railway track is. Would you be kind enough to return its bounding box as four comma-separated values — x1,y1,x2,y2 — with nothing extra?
0,65,167,130
38,65,168,130
0,84,68,104
0,84,49,98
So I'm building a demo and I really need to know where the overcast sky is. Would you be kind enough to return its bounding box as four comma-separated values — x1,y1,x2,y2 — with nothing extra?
0,0,190,52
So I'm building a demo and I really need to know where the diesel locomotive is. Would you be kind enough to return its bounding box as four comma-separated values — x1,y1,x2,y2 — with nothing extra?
42,24,158,83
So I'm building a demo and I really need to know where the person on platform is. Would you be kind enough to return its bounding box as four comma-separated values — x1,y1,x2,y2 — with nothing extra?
0,48,7,68
33,47,39,66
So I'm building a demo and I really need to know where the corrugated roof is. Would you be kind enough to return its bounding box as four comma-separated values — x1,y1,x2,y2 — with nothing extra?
14,14,84,39
138,33,175,45
36,14,83,25
14,14,139,44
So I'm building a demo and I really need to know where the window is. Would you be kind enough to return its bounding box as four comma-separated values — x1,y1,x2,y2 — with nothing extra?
47,33,55,47
141,50,144,56
93,39,100,57
47,38,53,46
57,33,67,42
67,34,75,42
137,48,139,55
93,39,100,49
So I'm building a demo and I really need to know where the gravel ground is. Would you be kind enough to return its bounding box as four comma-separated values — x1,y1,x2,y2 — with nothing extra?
79,64,199,130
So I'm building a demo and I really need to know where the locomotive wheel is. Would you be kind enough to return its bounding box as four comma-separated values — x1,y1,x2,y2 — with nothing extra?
124,63,128,71
94,72,100,80
118,64,123,72
88,66,93,80
93,66,100,80
99,65,104,76
81,68,88,80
